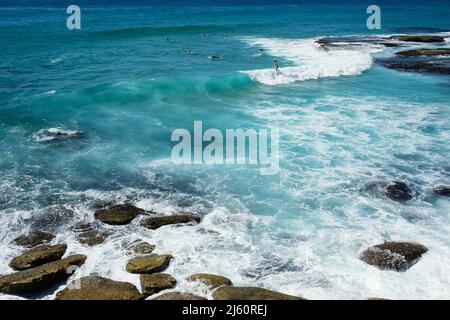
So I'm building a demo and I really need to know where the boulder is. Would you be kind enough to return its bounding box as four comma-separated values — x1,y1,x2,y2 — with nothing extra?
126,254,173,274
13,231,55,248
152,292,207,300
0,255,87,295
186,273,232,289
140,214,201,230
396,48,450,57
77,230,109,246
384,181,414,202
140,273,177,296
9,244,67,271
434,186,450,197
94,204,144,225
213,286,304,300
360,241,428,271
55,276,144,300
390,35,445,43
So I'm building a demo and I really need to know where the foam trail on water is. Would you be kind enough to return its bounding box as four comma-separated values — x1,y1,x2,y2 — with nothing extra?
241,37,379,85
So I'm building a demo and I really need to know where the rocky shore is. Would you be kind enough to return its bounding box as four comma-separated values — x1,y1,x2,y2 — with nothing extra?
316,34,450,75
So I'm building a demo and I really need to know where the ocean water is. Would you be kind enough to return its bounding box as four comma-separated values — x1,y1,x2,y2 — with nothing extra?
1,0,450,300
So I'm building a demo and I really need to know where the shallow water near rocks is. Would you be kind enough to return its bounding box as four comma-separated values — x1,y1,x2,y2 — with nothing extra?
1,0,450,300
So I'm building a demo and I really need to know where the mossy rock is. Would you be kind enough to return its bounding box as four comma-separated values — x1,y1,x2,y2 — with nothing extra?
9,244,67,271
95,204,144,225
186,273,232,289
126,254,173,274
0,255,87,295
140,214,201,230
13,231,55,248
152,292,207,300
140,273,177,296
56,276,144,300
213,286,305,300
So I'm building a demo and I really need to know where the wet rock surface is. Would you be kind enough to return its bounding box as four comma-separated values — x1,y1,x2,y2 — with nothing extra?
56,276,145,300
0,255,87,295
13,231,55,248
396,48,450,57
384,181,414,202
140,273,177,296
390,35,445,43
126,254,173,274
186,273,232,289
377,57,450,75
94,204,144,225
152,292,207,300
360,242,428,271
9,244,67,271
77,231,109,246
140,214,201,230
213,286,305,300
434,186,450,197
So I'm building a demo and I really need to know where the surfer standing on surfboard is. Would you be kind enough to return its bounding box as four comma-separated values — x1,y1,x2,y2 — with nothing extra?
274,59,280,73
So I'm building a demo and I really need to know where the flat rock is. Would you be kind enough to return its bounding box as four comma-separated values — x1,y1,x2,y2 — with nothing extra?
434,186,450,197
9,244,67,271
213,286,304,300
396,48,450,57
0,255,87,295
126,254,173,274
94,204,144,225
140,214,201,230
152,292,207,300
77,230,109,246
391,35,445,43
377,58,450,75
186,273,232,289
384,181,414,202
55,276,145,300
360,241,428,271
13,231,55,248
140,273,177,296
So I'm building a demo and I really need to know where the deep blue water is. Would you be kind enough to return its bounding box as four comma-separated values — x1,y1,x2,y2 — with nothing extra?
1,0,450,299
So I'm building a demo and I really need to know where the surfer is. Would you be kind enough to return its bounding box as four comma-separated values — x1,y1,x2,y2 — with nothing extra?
274,59,280,72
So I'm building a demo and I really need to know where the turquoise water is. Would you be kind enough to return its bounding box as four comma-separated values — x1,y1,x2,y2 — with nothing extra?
1,1,450,299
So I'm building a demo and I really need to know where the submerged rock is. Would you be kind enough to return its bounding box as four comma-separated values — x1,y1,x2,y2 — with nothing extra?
212,286,305,300
360,242,428,271
384,181,414,202
186,273,232,289
126,254,173,274
9,244,67,271
390,35,445,43
152,292,207,300
434,186,450,197
94,204,144,225
140,273,177,296
0,255,87,295
13,231,55,248
77,230,109,247
34,128,84,143
140,214,201,230
396,48,450,57
56,276,144,300
124,239,155,255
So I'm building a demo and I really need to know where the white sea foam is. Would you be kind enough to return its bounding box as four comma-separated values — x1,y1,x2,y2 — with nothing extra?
240,37,379,85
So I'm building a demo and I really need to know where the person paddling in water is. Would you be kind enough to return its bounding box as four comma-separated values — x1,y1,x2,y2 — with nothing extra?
274,59,280,73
